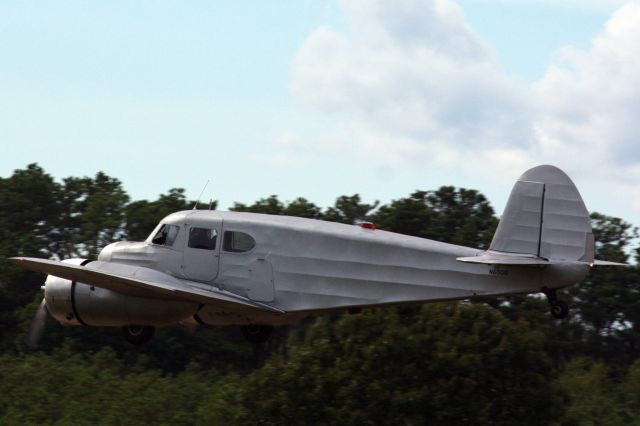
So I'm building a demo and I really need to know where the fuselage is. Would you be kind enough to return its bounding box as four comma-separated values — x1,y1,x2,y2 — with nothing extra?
97,210,589,322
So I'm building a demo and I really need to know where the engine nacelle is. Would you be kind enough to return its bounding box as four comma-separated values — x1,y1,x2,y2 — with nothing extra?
45,259,199,326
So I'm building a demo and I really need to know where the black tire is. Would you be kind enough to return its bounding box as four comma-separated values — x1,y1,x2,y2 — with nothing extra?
241,324,273,344
551,301,569,319
123,325,155,345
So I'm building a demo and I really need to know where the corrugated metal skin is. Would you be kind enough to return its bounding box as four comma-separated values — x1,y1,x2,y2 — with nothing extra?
215,212,547,312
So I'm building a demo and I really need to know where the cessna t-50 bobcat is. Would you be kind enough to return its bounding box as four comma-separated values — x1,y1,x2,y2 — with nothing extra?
11,165,625,346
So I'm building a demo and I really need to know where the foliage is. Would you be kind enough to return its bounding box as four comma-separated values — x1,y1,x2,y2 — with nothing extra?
224,304,563,425
371,187,498,247
566,214,640,364
125,188,192,242
323,194,379,224
1,163,640,424
0,345,227,425
557,357,640,425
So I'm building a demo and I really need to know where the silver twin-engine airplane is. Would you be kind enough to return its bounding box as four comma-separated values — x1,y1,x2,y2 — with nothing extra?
10,165,626,345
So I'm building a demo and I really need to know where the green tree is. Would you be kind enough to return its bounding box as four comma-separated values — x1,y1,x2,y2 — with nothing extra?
77,172,130,258
221,304,563,425
0,165,60,349
283,197,322,219
231,195,285,215
231,195,322,220
0,164,60,259
323,194,378,224
0,345,226,425
425,186,498,248
47,176,93,259
591,212,637,262
44,172,130,259
125,188,199,241
371,190,434,238
372,187,497,248
567,213,640,363
558,357,631,425
621,358,640,423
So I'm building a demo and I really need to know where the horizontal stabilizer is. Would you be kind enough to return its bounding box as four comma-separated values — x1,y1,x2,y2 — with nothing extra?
457,251,551,266
8,257,284,314
457,252,630,267
592,259,630,267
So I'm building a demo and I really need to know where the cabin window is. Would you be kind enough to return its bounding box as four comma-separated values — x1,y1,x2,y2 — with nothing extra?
151,224,180,246
188,227,217,250
223,231,256,253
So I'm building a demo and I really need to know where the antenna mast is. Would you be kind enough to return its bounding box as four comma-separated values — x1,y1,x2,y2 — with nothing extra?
192,180,210,210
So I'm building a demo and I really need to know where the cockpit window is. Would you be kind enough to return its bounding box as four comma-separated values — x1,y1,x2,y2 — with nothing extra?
151,224,180,246
188,227,217,250
223,231,256,253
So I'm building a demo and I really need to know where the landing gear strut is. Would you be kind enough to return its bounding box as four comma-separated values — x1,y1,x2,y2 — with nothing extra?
542,288,569,319
241,324,273,344
123,325,155,345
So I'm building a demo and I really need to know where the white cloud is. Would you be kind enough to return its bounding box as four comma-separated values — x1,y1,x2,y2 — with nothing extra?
291,0,532,162
283,0,640,219
534,3,640,168
471,0,627,9
532,2,640,211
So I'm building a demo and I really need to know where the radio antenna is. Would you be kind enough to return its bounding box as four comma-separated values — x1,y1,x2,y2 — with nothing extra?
192,180,210,210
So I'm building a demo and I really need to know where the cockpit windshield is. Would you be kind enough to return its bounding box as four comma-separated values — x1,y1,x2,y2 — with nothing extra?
151,224,180,246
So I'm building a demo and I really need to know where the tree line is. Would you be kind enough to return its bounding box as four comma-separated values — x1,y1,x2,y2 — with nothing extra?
1,163,639,425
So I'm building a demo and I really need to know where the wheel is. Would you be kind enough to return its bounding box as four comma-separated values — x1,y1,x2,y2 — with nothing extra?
241,324,273,344
123,325,155,345
550,301,569,319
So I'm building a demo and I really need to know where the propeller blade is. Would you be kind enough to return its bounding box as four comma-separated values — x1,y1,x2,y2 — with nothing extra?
27,298,48,349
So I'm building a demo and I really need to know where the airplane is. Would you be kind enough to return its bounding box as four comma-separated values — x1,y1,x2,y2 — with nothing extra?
9,165,627,346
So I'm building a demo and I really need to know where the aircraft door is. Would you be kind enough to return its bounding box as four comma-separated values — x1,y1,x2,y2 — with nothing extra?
181,215,222,282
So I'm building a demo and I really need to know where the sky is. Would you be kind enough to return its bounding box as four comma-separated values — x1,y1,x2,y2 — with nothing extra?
2,0,640,227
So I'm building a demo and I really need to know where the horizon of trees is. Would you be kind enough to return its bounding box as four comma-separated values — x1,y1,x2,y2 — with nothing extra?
1,163,640,425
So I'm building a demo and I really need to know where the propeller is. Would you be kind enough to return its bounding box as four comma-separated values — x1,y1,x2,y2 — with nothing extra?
27,298,48,349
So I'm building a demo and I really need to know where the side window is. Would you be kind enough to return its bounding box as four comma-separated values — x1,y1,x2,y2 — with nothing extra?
223,231,256,253
188,227,217,250
151,224,180,246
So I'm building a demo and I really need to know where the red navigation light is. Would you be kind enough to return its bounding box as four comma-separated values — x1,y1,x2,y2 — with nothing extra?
360,222,376,230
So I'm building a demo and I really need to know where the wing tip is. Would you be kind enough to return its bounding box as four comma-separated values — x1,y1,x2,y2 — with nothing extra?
7,256,27,265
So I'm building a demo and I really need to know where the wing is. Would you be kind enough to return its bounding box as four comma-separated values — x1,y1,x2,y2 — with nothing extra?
8,257,283,315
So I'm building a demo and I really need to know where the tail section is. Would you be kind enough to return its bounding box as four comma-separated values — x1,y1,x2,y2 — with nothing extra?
458,165,596,266
455,165,627,323
489,165,594,263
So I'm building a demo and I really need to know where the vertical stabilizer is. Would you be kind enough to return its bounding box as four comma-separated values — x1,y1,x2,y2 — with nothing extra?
489,165,593,262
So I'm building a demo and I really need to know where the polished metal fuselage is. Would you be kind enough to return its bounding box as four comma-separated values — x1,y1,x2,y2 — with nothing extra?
93,210,588,325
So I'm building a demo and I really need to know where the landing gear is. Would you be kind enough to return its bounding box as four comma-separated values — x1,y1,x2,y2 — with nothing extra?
542,288,569,319
241,324,273,344
123,325,155,345
551,301,569,319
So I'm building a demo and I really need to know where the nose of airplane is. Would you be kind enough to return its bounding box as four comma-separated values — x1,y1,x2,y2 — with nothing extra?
98,242,118,262
96,241,161,269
